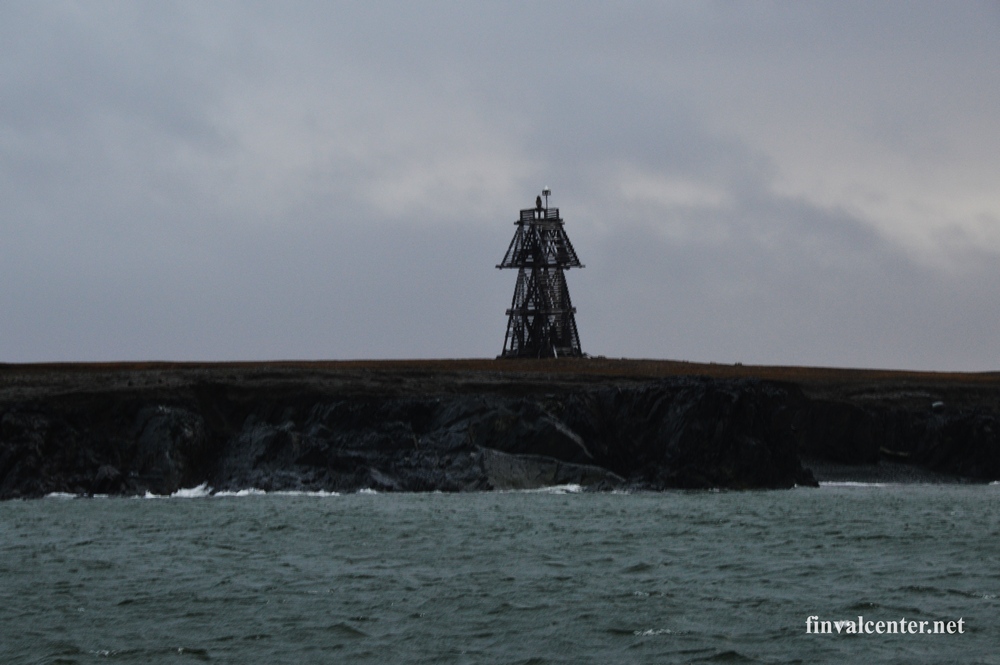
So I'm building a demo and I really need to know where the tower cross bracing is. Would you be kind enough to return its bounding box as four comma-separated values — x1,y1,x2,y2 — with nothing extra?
497,193,584,358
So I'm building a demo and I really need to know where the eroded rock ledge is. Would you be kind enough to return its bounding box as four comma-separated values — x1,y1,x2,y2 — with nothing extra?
1,361,998,497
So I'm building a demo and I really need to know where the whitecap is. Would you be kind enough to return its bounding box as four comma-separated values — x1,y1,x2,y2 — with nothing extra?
170,483,213,498
357,488,378,494
819,481,889,488
518,484,583,494
634,628,671,636
198,488,342,498
44,492,78,499
213,488,268,497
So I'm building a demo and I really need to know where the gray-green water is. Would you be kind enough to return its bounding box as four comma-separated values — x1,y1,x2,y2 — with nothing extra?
2,485,998,664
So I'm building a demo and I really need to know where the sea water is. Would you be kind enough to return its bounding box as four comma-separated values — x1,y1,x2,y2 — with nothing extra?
1,485,998,664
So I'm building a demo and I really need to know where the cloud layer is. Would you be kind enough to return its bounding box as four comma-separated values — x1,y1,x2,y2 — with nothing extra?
2,2,999,370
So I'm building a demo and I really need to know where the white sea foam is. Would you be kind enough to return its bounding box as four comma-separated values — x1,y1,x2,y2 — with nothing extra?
819,481,889,488
213,488,268,497
155,487,342,498
634,628,671,636
507,484,584,494
171,483,213,498
357,488,378,494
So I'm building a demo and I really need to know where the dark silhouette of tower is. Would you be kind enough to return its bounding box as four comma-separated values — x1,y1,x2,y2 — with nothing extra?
497,189,583,358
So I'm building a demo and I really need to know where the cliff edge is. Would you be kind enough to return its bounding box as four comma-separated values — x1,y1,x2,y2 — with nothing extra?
2,359,998,497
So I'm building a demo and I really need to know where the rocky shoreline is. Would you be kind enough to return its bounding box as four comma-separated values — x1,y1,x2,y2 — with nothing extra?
1,360,998,498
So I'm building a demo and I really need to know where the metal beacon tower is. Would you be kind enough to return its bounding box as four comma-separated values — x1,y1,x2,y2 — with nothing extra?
497,188,584,358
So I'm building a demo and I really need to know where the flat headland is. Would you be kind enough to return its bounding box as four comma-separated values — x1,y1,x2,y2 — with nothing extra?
2,358,998,498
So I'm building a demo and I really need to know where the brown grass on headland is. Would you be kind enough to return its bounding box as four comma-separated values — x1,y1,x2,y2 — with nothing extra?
3,357,999,386
3,358,1000,409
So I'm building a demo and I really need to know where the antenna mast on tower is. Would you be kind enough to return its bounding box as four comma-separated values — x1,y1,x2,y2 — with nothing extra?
497,188,584,358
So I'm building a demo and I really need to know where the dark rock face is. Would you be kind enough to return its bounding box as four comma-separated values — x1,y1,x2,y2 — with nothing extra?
787,398,1000,480
133,406,210,494
557,381,812,489
1,370,998,499
794,400,880,464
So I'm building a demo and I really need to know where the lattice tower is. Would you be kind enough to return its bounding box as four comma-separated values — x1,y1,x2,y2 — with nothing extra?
497,192,584,358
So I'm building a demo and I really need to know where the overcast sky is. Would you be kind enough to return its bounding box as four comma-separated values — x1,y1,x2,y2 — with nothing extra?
3,1,1000,370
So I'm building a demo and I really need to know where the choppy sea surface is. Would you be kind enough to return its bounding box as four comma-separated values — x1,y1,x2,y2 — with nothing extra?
1,484,998,664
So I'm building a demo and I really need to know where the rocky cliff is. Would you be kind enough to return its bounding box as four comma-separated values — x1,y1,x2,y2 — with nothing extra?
1,361,998,498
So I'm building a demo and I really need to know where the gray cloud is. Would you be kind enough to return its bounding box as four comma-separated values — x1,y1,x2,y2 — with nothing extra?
2,1,999,369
